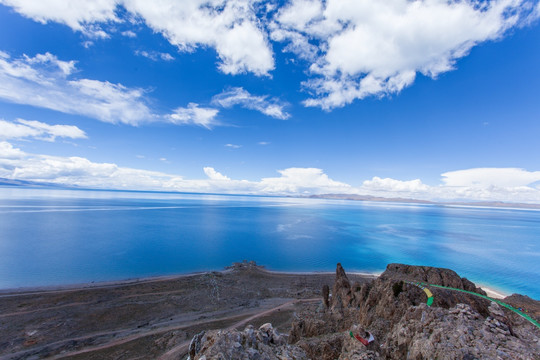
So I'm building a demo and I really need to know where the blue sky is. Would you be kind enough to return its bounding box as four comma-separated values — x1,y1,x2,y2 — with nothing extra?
0,0,540,202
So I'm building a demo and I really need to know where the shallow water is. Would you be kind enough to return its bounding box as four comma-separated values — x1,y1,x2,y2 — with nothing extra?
0,187,539,299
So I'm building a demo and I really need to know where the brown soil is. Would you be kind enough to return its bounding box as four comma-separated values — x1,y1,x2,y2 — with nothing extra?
0,262,374,360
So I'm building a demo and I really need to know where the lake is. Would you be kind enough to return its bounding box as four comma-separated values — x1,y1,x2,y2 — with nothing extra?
0,187,538,299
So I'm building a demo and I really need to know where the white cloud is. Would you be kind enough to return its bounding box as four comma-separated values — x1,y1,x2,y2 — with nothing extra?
0,118,87,142
123,0,275,76
0,51,217,128
441,168,540,188
212,87,290,119
269,27,319,61
0,0,118,38
135,50,175,61
1,0,274,76
225,143,242,149
0,143,352,195
160,53,175,61
272,0,538,109
166,103,220,129
359,169,540,203
203,167,231,181
121,30,136,37
2,141,540,202
0,141,25,159
259,167,353,194
3,0,538,107
361,177,430,194
0,51,154,125
258,141,270,145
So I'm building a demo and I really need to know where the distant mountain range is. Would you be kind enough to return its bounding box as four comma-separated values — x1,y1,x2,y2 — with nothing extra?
306,193,540,209
2,178,539,209
0,178,72,188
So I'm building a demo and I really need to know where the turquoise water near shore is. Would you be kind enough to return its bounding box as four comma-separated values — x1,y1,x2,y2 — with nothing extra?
0,187,539,299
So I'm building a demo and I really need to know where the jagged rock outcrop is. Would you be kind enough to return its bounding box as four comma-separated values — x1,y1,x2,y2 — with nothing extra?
331,263,352,311
382,302,539,360
187,323,307,360
322,284,330,308
186,263,540,360
380,263,485,294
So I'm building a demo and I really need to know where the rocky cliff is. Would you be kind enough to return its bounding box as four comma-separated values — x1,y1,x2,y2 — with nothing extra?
187,263,540,360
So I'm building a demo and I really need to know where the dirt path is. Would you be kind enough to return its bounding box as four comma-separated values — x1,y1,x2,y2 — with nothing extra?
18,298,318,360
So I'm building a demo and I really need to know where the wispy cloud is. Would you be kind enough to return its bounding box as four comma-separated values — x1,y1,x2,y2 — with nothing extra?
121,30,137,38
225,143,242,149
0,51,154,125
212,87,290,119
135,50,175,62
0,51,222,128
0,118,87,142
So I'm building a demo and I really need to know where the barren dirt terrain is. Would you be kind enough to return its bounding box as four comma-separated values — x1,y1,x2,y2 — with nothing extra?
0,261,374,360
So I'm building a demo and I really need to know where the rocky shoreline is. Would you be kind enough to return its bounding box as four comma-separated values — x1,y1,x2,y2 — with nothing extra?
0,261,538,359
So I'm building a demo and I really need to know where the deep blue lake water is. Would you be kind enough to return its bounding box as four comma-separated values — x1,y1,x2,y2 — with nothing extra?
0,187,539,299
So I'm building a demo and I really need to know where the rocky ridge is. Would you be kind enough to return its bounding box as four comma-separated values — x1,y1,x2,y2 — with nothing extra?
187,263,540,360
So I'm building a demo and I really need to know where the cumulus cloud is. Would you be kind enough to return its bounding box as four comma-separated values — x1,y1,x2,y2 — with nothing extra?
0,118,87,142
166,103,220,129
361,177,430,194
3,0,538,107
203,167,231,181
272,0,539,109
0,141,25,159
2,141,540,202
441,168,540,188
0,142,353,195
259,167,353,194
1,0,274,76
0,0,117,37
0,141,179,188
212,87,290,119
0,51,154,125
123,0,274,76
358,169,540,203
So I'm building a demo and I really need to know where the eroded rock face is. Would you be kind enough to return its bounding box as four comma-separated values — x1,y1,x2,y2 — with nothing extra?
187,263,540,360
331,263,352,311
380,263,486,295
382,302,539,360
187,323,307,360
